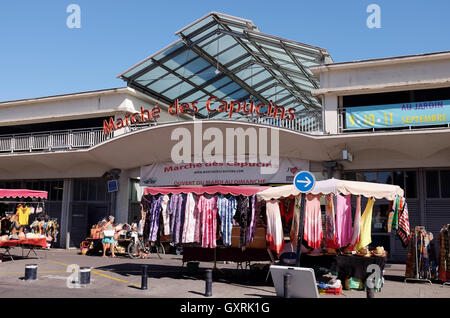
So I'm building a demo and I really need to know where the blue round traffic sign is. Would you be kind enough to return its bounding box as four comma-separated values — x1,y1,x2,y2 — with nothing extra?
293,171,316,193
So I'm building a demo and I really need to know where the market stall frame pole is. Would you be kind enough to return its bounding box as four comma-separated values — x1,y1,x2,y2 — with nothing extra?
295,194,306,267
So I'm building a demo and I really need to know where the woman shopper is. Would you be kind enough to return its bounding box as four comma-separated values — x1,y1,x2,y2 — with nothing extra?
102,216,117,258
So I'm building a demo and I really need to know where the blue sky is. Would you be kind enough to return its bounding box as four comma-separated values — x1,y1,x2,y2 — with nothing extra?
1,0,449,101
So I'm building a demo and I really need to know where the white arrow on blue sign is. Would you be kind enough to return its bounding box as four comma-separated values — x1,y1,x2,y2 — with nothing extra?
293,171,316,193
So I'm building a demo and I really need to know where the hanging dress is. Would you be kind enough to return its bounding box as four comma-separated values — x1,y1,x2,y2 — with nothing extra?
161,195,171,236
350,195,362,249
182,193,200,243
148,195,163,242
336,194,353,248
169,193,187,244
265,199,284,254
303,194,323,249
217,195,237,246
397,197,411,247
198,195,218,249
246,195,260,244
354,197,375,250
325,194,339,249
234,196,250,248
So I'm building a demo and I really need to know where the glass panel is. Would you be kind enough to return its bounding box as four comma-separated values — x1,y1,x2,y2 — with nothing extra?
189,66,217,85
163,50,198,69
440,170,450,198
343,172,356,181
174,58,210,78
393,171,404,187
214,82,241,98
378,171,393,184
147,75,182,93
372,204,390,233
180,90,208,103
153,41,185,61
228,56,252,69
357,171,377,182
88,180,97,201
180,16,214,37
215,45,248,65
190,26,216,43
426,170,440,198
405,171,417,198
135,67,167,86
205,77,233,92
228,89,248,100
122,59,154,78
164,83,195,99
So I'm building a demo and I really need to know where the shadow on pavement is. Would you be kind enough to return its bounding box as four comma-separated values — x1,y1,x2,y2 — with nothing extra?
94,262,275,287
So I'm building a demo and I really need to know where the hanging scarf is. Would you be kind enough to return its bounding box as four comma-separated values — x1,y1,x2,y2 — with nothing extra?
350,195,362,249
397,197,411,247
354,197,375,250
289,195,301,247
325,194,338,249
391,196,400,231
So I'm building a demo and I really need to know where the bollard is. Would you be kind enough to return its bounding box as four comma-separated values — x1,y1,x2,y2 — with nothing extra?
284,273,292,298
205,269,212,297
366,287,375,298
79,267,91,285
141,265,148,290
24,264,38,281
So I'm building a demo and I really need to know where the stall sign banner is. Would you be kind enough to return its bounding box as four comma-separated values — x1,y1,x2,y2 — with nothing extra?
140,158,309,186
345,99,449,130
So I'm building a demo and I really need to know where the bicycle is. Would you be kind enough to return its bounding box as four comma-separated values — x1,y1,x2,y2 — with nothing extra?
126,230,164,259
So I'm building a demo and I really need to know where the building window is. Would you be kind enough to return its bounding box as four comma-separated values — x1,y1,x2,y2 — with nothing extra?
343,170,418,199
73,179,111,202
426,169,450,199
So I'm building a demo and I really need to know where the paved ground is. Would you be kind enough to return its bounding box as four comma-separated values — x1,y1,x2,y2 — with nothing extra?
0,248,449,298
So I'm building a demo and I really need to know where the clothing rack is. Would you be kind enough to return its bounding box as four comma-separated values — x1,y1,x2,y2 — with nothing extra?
405,226,432,285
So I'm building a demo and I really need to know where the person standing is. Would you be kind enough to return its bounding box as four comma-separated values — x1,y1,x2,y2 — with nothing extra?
102,216,116,258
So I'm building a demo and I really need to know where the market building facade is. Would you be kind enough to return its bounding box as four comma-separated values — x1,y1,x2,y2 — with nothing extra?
0,12,448,262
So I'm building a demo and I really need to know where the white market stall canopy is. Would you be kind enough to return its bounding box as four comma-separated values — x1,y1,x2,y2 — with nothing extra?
257,178,404,201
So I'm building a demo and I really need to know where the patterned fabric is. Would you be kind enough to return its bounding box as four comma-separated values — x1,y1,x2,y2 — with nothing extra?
387,211,394,233
325,194,338,249
141,195,152,242
182,193,200,243
148,195,163,242
397,197,411,247
438,225,450,282
217,195,237,246
198,195,218,249
246,195,260,243
303,194,323,249
354,198,375,250
265,199,284,254
161,195,171,236
235,196,250,248
169,193,187,244
350,195,362,249
391,196,400,232
289,195,301,247
405,230,417,278
336,194,353,248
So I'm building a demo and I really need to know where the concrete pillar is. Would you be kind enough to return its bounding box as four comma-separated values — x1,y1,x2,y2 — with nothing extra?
60,179,73,249
322,94,339,134
114,171,130,224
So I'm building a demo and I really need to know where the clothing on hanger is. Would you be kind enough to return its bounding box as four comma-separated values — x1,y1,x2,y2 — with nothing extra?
161,195,171,236
350,195,362,249
169,193,187,244
397,197,411,247
303,194,323,249
265,199,284,254
216,194,237,246
148,195,163,242
354,197,375,250
198,195,218,249
325,194,338,249
182,193,200,243
335,194,353,248
289,195,301,247
234,196,250,248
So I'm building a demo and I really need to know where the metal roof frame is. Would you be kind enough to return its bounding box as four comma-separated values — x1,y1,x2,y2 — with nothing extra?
118,12,332,120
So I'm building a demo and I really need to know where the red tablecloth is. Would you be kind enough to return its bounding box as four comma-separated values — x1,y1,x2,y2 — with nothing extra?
0,238,47,248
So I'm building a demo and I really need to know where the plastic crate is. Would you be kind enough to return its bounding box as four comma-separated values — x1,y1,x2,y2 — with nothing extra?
319,286,342,295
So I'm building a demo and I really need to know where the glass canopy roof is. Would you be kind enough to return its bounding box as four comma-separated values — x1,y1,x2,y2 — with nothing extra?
118,12,333,119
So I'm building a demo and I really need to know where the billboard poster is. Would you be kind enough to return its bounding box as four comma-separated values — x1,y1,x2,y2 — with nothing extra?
140,158,309,186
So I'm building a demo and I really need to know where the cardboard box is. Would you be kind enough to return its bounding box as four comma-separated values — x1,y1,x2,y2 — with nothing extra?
231,226,267,249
